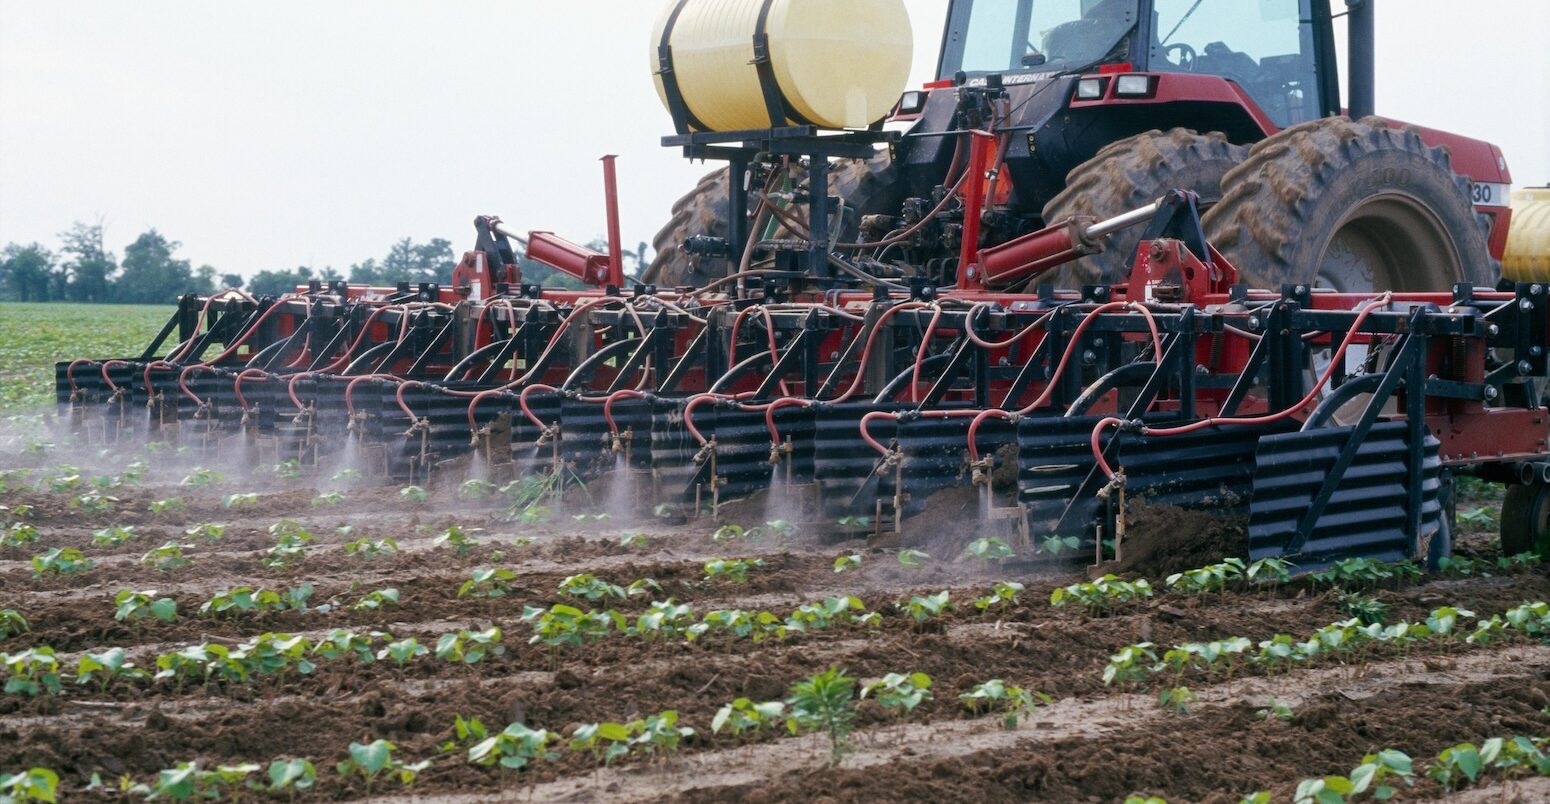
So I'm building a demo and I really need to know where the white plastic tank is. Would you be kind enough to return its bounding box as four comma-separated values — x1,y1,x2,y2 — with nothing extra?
651,0,913,132
1504,187,1550,282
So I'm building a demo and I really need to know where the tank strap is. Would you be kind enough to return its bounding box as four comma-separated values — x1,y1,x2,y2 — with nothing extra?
655,0,711,135
752,0,817,128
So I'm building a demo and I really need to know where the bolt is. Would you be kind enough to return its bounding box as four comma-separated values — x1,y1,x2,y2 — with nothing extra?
1248,316,1262,330
1083,350,1097,363
1521,360,1534,374
1295,285,1307,295
1522,300,1535,311
1484,386,1499,401
1533,346,1544,357
1534,285,1545,296
998,357,1010,367
1489,324,1501,336
830,351,840,360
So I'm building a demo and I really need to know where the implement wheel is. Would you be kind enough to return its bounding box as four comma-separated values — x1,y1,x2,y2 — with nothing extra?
1043,128,1247,286
1501,483,1550,559
642,154,907,289
1203,116,1498,292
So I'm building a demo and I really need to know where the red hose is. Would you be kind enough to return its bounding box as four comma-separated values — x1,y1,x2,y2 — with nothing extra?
65,359,99,393
517,384,558,430
234,369,270,412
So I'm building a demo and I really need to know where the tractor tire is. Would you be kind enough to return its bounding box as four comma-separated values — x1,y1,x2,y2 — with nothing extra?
1042,128,1249,286
642,154,908,289
1501,482,1550,559
1202,116,1498,292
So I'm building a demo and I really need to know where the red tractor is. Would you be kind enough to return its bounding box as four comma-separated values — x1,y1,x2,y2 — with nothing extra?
645,0,1513,299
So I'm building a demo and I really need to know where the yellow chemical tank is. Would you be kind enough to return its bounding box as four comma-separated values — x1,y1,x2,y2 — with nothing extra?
1504,187,1550,282
651,0,913,132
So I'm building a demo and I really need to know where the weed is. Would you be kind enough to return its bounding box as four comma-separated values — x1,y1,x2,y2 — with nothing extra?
785,668,857,767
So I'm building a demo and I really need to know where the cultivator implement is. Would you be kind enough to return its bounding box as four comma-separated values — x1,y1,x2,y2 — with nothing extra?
57,119,1550,570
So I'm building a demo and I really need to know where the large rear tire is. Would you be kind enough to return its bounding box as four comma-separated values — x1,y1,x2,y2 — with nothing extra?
1501,482,1550,559
1202,116,1498,292
1042,128,1248,286
642,155,908,288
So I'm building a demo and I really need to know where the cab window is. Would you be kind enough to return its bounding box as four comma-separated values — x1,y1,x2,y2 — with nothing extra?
1150,0,1322,127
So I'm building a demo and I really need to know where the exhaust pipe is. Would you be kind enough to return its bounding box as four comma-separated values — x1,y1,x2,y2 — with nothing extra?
1346,0,1375,119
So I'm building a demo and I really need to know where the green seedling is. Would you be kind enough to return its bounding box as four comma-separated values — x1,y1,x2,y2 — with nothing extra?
712,698,786,737
467,721,556,770
91,525,137,547
711,524,747,543
185,523,225,543
200,587,284,618
180,467,223,488
558,573,626,601
222,492,260,509
1337,592,1389,626
344,537,399,559
1166,557,1246,594
434,524,482,556
312,491,345,507
114,589,177,623
1040,534,1081,555
1256,699,1295,722
378,638,428,668
31,547,93,577
625,578,664,599
2,647,63,697
335,740,429,793
266,758,317,796
785,667,857,767
459,567,515,598
434,627,505,664
0,768,58,803
352,588,400,611
572,513,610,523
959,679,1051,730
70,492,118,514
2,521,40,549
619,531,649,550
148,498,184,515
1157,685,1197,714
571,722,634,766
833,553,863,573
897,591,952,624
1294,749,1413,803
861,672,933,717
521,604,622,648
1051,574,1153,615
836,515,871,529
964,537,1015,562
633,600,696,639
273,459,302,480
75,647,149,693
457,479,497,499
704,557,765,583
312,629,391,664
399,485,430,504
974,580,1026,611
0,609,29,640
141,541,191,571
896,548,930,569
628,710,694,756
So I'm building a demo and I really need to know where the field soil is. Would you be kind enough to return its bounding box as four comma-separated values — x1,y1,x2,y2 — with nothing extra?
0,423,1546,802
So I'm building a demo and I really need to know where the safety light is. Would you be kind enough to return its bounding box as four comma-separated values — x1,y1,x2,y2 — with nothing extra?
1075,78,1104,100
896,91,927,115
1114,74,1154,97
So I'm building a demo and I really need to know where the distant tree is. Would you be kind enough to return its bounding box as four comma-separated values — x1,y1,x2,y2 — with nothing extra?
248,266,312,296
194,265,219,294
316,266,343,283
59,223,117,302
348,258,380,284
220,272,245,290
0,243,57,301
114,229,195,304
378,237,455,284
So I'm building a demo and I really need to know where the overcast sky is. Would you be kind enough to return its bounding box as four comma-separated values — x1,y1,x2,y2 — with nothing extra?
2,1,1546,279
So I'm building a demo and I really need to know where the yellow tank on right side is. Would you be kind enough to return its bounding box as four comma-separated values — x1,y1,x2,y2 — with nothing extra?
1504,187,1550,282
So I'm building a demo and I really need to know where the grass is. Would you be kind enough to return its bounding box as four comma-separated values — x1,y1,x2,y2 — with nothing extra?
0,302,174,413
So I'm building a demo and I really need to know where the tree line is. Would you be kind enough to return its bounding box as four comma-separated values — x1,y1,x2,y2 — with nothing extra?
0,223,649,305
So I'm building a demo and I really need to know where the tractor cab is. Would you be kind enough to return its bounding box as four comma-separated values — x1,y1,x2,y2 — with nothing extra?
937,0,1336,128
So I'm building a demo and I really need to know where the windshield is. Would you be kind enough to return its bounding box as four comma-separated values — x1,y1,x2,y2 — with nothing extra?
956,0,1139,75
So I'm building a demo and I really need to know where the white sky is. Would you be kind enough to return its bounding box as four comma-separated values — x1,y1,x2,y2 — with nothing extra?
1,0,1546,278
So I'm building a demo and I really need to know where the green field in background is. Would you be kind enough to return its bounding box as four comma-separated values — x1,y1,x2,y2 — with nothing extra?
0,302,173,413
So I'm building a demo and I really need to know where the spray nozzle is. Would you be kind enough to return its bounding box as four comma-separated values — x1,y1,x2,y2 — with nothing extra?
970,457,994,487
693,437,717,465
611,427,634,453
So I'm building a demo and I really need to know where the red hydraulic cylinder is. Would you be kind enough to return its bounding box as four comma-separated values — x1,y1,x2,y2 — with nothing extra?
525,232,614,286
601,155,625,288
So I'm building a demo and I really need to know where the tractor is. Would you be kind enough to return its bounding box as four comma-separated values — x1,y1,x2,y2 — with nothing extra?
643,0,1513,301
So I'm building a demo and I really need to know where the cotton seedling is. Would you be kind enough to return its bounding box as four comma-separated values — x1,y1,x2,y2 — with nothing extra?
897,591,952,625
467,721,557,770
627,711,695,758
1051,574,1153,615
433,524,482,556
1165,557,1246,594
1157,686,1196,714
399,485,430,504
974,580,1026,611
222,492,260,509
785,668,857,767
836,515,871,529
378,638,428,668
344,537,399,559
626,578,664,599
180,467,223,488
896,548,930,569
313,629,392,664
457,479,497,499
619,531,650,550
31,547,93,577
1,521,40,549
688,609,782,642
0,768,58,803
752,520,796,541
833,553,863,573
964,537,1015,562
91,525,136,547
147,498,184,515
1294,749,1414,803
570,722,634,766
1424,606,1475,637
1256,699,1295,722
558,573,626,601
459,567,515,599
703,557,765,583
572,513,611,524
335,740,430,793
240,633,318,683
279,583,314,611
861,672,933,718
141,541,192,572
271,459,302,480
712,698,786,738
200,587,284,618
45,466,83,494
434,627,505,664
266,758,317,796
352,588,400,611
70,492,118,514
0,609,28,640
1,647,63,697
1245,557,1296,585
784,595,876,634
1102,643,1159,688
114,589,177,624
312,491,345,507
959,679,1051,730
521,604,623,648
711,524,747,543
185,522,225,543
633,601,696,639
1040,534,1081,555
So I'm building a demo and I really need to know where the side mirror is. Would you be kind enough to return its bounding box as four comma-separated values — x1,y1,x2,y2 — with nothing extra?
1022,51,1047,67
